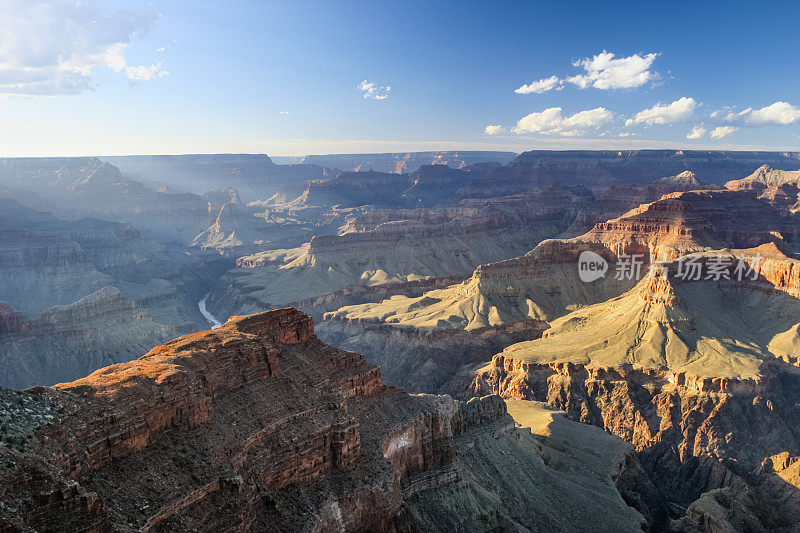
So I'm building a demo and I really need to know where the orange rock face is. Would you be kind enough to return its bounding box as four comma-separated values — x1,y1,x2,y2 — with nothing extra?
0,309,508,532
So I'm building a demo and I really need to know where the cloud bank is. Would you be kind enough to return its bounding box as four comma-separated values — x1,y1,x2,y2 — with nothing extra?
0,0,165,96
515,75,563,94
515,51,659,94
713,101,800,126
512,107,613,136
686,126,706,139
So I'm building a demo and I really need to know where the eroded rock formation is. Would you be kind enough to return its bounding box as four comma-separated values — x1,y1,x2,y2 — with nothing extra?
0,310,651,532
725,164,800,214
207,182,594,320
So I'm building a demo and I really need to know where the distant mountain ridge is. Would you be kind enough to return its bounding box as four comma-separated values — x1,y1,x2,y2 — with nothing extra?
272,150,518,173
101,153,332,201
461,149,800,197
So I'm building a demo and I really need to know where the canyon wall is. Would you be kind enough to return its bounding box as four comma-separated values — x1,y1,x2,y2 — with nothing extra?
0,309,651,532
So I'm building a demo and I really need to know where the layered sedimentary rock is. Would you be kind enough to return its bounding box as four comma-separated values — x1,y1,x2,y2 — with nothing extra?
0,197,225,320
725,164,800,214
463,259,800,529
275,150,517,174
261,163,502,219
0,310,650,532
594,170,723,222
189,198,312,255
328,189,799,333
304,169,413,208
0,198,234,388
460,149,800,198
207,182,593,320
0,287,175,389
322,189,800,398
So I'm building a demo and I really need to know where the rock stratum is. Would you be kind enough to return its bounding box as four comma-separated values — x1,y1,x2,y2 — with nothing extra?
319,187,800,530
726,164,800,214
206,182,594,320
0,195,231,389
326,188,799,335
463,256,800,530
0,287,176,389
0,309,653,532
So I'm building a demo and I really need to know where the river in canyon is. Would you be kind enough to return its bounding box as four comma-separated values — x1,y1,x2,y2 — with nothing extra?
198,293,223,329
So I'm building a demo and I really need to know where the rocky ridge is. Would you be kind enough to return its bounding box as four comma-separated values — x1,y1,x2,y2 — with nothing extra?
0,309,650,532
725,164,800,214
0,287,176,389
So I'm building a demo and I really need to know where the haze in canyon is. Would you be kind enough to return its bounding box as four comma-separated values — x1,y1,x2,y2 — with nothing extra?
2,0,800,531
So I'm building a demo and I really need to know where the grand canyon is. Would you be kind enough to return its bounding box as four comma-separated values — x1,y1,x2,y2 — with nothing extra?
3,2,800,530
0,150,799,532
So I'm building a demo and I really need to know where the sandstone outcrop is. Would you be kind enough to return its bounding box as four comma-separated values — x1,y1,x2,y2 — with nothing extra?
593,170,723,222
725,164,800,214
451,250,800,529
326,189,800,336
0,310,651,531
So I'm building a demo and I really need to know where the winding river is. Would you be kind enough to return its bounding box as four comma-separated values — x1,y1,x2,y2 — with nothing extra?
198,293,223,329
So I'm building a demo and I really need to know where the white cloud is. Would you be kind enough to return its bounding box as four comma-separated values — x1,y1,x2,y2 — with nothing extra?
515,75,563,94
566,51,659,90
484,124,503,135
626,97,697,126
686,126,706,139
0,0,164,96
514,51,659,94
125,62,168,82
358,80,391,100
512,106,613,136
711,126,737,139
717,101,800,126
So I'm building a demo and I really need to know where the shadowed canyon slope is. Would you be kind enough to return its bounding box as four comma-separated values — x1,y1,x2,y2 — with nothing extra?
0,192,230,389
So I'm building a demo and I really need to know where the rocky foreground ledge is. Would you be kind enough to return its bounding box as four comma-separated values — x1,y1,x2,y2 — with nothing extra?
0,309,652,532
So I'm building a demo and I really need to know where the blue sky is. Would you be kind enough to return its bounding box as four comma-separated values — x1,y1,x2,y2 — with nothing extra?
1,0,799,156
